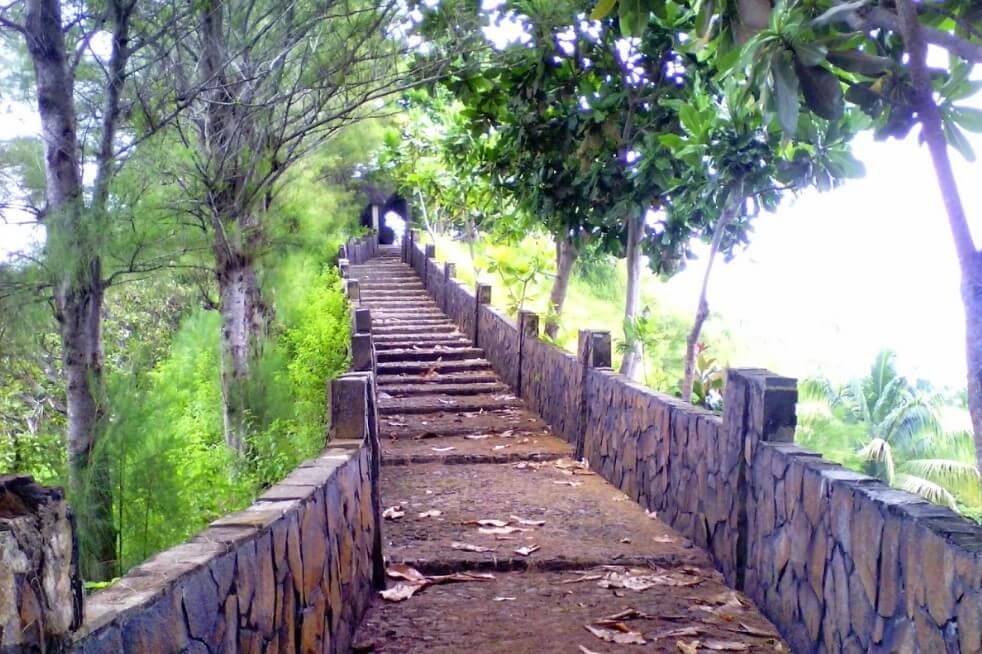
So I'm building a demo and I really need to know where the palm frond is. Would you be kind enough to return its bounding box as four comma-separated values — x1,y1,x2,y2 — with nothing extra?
858,437,895,484
896,473,959,512
900,458,981,495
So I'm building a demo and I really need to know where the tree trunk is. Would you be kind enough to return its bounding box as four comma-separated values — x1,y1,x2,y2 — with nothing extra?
25,0,116,580
897,0,982,502
216,250,266,453
682,186,742,404
619,213,643,379
544,235,578,340
416,188,437,243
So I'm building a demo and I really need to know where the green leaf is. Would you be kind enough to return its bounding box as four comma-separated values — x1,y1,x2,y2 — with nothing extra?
826,50,893,76
772,54,800,137
793,43,827,67
811,0,869,28
944,121,976,162
590,0,618,21
795,60,844,121
950,106,982,133
619,0,649,37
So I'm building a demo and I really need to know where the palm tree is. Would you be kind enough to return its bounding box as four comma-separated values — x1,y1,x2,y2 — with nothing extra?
798,350,980,515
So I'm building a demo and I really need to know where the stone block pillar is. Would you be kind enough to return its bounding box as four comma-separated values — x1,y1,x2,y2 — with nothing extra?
474,283,491,346
346,279,360,303
443,263,456,312
517,311,539,398
423,244,436,288
720,368,797,589
327,374,384,588
0,475,83,651
575,331,611,460
338,259,350,279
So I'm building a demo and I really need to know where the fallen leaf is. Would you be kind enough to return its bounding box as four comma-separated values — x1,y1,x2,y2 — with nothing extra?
433,571,496,584
437,398,455,405
385,564,427,583
500,429,514,437
620,538,631,544
553,480,583,487
597,608,651,623
584,623,645,645
465,434,492,440
510,515,545,526
431,446,455,453
654,627,702,639
733,622,775,638
463,518,509,527
493,596,516,602
561,573,603,584
451,541,495,553
703,641,750,652
493,444,510,450
417,509,442,518
383,506,405,520
479,526,528,535
654,535,676,543
578,647,603,654
514,544,540,556
380,582,424,602
677,640,700,654
646,510,658,519
514,461,542,470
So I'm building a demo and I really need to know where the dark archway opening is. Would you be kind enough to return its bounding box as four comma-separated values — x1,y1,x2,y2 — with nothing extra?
359,194,408,245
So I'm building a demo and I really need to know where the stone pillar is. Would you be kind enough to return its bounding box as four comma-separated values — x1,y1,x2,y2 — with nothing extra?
423,244,435,289
474,283,491,346
327,374,384,588
443,263,456,313
346,279,360,303
351,334,375,373
575,330,611,459
0,475,83,651
353,308,372,334
409,230,420,274
371,204,380,232
338,259,350,279
517,311,539,398
338,244,348,262
721,368,797,589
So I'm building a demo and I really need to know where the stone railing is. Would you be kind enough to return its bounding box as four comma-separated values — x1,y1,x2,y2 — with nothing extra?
403,231,982,654
2,232,384,653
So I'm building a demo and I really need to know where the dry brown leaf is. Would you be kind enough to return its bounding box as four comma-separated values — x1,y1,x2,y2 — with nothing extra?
598,608,651,623
646,510,658,519
653,535,676,544
514,461,542,471
561,573,603,584
380,582,424,602
514,544,540,556
584,624,645,645
479,525,528,535
493,444,510,450
500,429,514,437
385,564,427,583
676,640,700,654
703,641,750,652
655,627,703,639
382,506,405,520
578,647,603,654
431,446,455,453
733,622,775,638
451,541,495,553
465,434,492,440
417,509,442,518
463,518,509,527
553,480,583,487
510,515,545,526
432,571,496,584
493,596,516,602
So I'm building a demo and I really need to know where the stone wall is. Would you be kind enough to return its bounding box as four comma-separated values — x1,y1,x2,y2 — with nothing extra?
401,241,982,654
343,234,379,265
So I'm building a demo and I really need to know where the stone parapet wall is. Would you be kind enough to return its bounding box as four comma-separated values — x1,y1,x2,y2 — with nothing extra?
71,441,378,654
401,240,982,653
343,234,379,265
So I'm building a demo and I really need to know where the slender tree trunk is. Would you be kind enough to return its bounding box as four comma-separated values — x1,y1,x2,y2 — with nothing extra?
897,0,982,501
682,186,742,403
415,188,437,243
216,248,265,452
25,0,116,580
619,213,643,379
544,235,578,340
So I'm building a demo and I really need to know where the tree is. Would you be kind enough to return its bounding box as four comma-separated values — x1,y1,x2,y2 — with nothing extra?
1,0,199,579
158,0,449,452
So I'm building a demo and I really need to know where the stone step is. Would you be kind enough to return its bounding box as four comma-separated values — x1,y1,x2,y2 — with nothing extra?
379,407,547,439
372,319,456,329
372,338,472,350
372,332,468,343
360,298,438,306
377,370,500,386
359,294,432,302
372,324,458,336
379,381,508,397
366,309,444,318
375,346,484,364
378,394,521,416
376,358,491,375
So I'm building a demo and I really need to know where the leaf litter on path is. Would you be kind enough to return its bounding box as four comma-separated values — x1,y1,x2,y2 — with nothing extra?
584,623,645,645
380,564,494,603
383,505,405,520
451,541,495,553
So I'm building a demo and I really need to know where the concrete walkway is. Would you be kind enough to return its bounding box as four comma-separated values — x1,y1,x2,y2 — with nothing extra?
350,250,789,653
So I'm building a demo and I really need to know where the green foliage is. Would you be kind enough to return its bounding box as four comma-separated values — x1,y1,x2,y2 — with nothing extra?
484,243,554,315
797,350,980,518
686,343,725,411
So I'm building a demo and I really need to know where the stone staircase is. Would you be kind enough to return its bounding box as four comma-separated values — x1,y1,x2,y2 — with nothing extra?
347,249,790,653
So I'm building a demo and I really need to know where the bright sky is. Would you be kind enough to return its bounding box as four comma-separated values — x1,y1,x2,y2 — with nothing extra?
2,16,980,391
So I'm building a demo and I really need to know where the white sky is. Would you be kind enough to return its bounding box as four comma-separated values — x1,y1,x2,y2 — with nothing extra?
2,25,980,390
